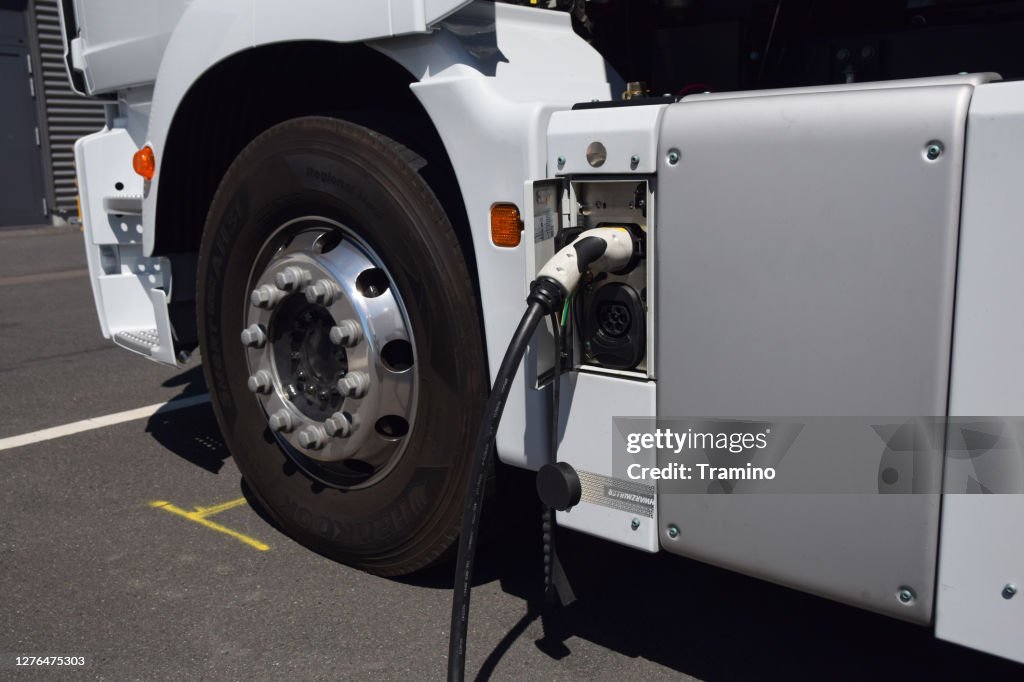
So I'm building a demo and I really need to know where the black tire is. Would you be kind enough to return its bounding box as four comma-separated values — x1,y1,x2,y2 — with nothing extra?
197,116,487,576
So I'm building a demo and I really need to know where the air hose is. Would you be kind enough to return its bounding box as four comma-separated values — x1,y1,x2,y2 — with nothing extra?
447,227,638,682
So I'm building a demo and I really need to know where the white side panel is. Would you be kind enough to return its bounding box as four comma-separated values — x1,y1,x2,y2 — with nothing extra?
936,497,1024,663
556,373,658,552
946,81,1024,416
938,80,1024,664
548,105,667,176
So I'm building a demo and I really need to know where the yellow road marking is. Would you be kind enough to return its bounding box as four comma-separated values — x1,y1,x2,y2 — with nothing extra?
149,499,270,551
193,497,250,518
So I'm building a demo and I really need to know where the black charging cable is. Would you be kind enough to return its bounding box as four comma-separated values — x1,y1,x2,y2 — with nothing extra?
447,227,638,682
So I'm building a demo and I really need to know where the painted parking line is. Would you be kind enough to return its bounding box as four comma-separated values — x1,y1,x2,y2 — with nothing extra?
0,394,211,452
149,498,270,551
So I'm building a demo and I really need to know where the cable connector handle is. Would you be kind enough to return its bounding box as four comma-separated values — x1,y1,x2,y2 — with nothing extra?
536,227,637,295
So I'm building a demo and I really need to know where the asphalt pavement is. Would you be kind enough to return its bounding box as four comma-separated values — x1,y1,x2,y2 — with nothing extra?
1,226,1021,680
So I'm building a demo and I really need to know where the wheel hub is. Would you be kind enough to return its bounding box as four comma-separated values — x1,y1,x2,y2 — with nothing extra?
271,298,346,421
242,220,417,487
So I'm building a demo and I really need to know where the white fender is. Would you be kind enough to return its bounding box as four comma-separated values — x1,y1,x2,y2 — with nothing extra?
141,0,612,469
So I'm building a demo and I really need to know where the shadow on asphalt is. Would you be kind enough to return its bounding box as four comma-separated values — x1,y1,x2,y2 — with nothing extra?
160,364,208,396
140,363,1022,681
145,363,230,474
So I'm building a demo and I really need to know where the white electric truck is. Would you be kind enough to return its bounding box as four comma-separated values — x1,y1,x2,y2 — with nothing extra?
62,0,1024,669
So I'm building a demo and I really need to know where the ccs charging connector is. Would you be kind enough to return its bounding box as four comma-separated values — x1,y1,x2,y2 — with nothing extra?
447,226,640,682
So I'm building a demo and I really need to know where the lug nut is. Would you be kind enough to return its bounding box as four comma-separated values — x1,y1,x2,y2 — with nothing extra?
305,279,339,305
275,266,312,292
329,319,364,347
269,409,296,433
325,411,353,438
247,370,273,394
297,425,328,450
251,284,284,309
337,371,370,399
240,324,267,348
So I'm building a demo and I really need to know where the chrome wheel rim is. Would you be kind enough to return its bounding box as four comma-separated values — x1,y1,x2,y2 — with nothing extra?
242,217,417,489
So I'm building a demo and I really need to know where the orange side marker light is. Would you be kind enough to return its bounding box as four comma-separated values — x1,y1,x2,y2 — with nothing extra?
490,203,523,248
133,145,155,180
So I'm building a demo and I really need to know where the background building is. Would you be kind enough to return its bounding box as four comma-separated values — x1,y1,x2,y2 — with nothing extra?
0,0,104,228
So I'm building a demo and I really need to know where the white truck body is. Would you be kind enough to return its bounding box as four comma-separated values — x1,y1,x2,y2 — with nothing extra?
62,0,1024,665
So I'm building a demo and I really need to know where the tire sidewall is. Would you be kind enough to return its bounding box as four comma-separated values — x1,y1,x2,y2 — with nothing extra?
197,117,485,573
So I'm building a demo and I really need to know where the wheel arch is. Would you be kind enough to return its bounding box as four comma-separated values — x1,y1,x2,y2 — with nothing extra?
152,41,476,349
144,1,613,473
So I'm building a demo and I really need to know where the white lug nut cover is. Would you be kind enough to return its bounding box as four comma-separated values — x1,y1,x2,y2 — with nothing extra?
297,425,328,450
324,411,353,438
247,369,273,394
240,324,267,348
329,319,363,347
305,279,338,305
275,266,312,292
268,409,296,433
250,284,284,309
337,371,370,399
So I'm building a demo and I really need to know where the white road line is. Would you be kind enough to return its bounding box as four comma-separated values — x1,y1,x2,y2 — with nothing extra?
0,394,211,452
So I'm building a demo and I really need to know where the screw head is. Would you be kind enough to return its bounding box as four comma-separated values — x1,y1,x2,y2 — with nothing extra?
667,149,680,165
297,425,327,450
556,155,566,170
275,266,311,292
666,524,680,539
630,154,640,170
925,142,944,161
329,319,364,347
246,370,273,394
337,371,370,399
268,409,295,433
240,324,267,348
250,284,284,309
898,587,915,604
1003,583,1017,600
631,518,641,531
325,411,353,438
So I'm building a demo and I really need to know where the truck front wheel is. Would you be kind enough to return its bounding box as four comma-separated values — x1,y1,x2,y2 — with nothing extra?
197,117,487,575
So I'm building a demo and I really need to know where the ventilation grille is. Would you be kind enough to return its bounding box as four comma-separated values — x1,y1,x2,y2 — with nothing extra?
33,0,106,220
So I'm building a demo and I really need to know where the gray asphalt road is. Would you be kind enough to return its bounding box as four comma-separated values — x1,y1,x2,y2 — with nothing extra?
1,227,1021,681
